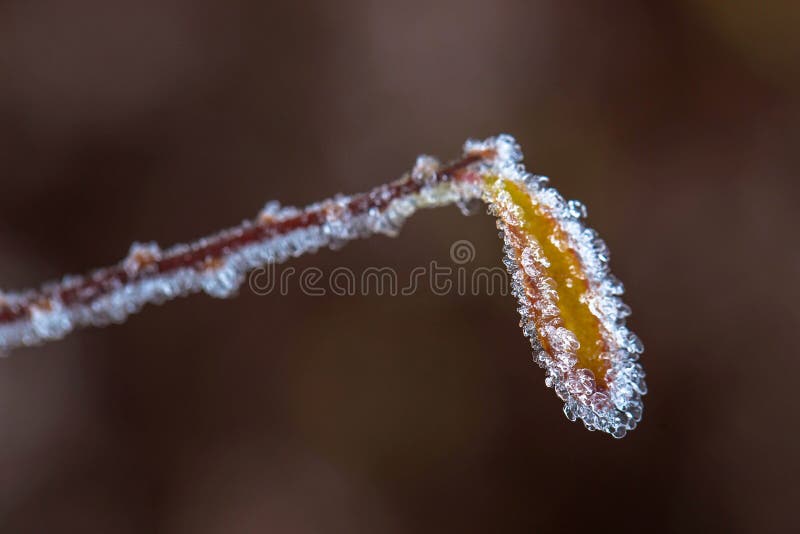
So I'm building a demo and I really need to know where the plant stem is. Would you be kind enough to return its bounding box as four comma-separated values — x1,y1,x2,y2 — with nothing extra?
0,150,493,351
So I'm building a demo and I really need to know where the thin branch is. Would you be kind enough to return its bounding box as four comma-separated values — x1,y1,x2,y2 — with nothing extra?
0,150,492,350
0,135,646,438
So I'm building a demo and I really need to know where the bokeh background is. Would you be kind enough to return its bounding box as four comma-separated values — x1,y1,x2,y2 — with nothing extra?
1,1,799,532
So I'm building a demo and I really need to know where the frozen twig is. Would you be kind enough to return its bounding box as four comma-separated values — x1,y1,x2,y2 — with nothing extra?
0,135,646,437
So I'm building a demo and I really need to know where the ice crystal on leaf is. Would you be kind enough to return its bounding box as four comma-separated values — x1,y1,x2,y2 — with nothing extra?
0,135,645,437
468,135,646,437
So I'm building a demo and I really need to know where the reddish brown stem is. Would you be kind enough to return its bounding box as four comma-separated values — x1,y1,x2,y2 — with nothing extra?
0,152,489,326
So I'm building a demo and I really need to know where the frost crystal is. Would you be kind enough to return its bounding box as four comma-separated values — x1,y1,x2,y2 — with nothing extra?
0,134,645,437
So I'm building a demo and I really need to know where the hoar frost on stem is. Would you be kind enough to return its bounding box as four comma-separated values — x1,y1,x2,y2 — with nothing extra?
0,135,645,437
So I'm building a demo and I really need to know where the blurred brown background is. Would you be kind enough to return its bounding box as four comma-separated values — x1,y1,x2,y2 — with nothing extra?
1,1,799,532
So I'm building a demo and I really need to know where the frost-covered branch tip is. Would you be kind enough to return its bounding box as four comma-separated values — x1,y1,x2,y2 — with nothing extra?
0,135,646,437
